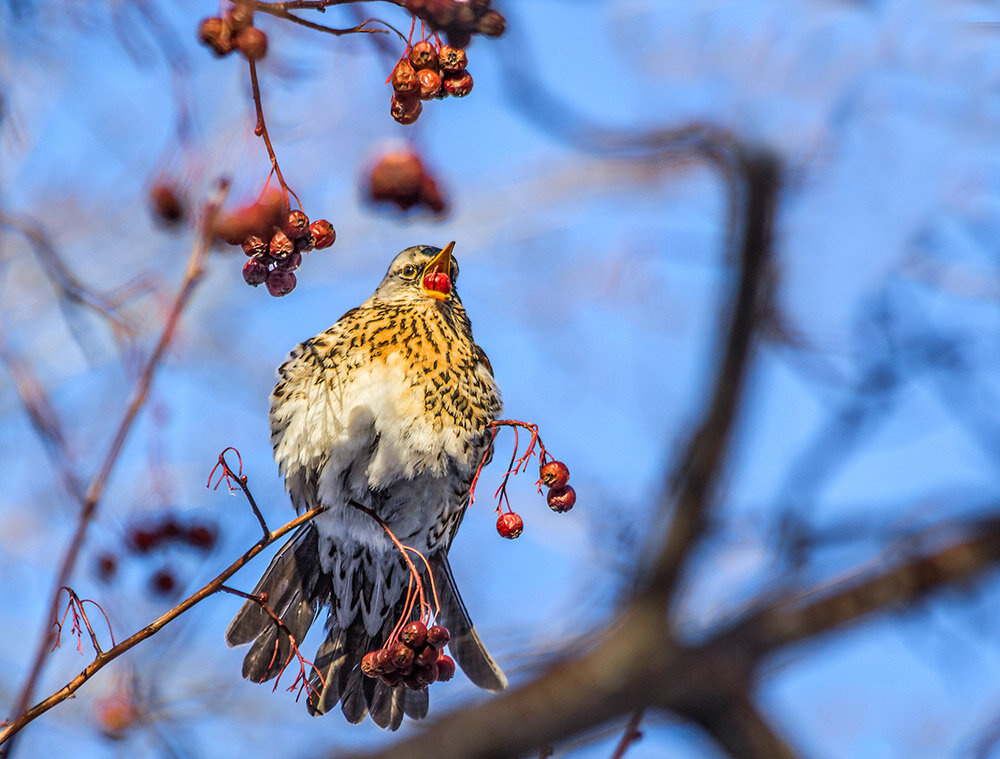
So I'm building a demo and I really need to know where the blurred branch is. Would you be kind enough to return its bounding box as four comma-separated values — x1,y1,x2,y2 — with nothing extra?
2,181,229,757
0,504,325,744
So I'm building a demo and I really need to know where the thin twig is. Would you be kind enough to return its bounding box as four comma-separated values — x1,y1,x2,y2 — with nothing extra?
610,709,644,759
5,181,229,754
0,504,324,744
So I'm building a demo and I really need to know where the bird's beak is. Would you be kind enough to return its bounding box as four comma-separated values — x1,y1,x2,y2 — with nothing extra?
421,241,455,300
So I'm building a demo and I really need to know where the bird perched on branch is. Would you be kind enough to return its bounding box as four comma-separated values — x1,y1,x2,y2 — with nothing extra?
225,242,507,729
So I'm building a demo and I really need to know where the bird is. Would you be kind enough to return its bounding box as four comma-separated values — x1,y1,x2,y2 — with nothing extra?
225,241,507,729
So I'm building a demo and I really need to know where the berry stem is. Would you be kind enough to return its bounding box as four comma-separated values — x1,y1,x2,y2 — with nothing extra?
247,58,302,211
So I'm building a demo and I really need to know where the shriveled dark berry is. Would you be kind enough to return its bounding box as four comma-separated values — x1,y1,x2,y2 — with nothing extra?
436,654,456,681
198,16,235,57
150,183,186,225
241,234,268,258
373,648,396,674
391,641,416,672
269,229,294,261
150,568,176,596
309,219,336,249
95,552,117,583
361,651,379,677
128,526,160,553
294,234,314,254
540,460,570,489
265,269,296,297
284,209,310,240
381,671,405,687
496,511,523,539
242,257,269,286
438,45,467,72
370,151,423,207
426,624,450,648
415,644,439,668
390,92,422,125
408,41,438,71
275,251,302,272
401,620,428,649
225,2,254,31
443,69,473,98
413,661,438,687
392,58,419,94
546,485,576,513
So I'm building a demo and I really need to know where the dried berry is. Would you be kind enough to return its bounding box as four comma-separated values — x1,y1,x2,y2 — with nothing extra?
150,568,176,596
416,68,442,100
426,624,450,648
242,257,269,286
443,69,473,98
269,229,294,261
370,151,423,207
309,219,336,249
235,27,267,60
284,209,310,240
391,641,416,672
413,661,438,687
266,269,296,297
150,183,185,225
276,251,302,272
373,648,396,674
390,92,422,125
408,41,438,71
436,654,456,681
496,511,523,539
391,58,419,94
401,620,428,649
361,651,379,677
540,460,570,489
294,234,314,253
415,644,439,668
438,45,467,73
198,16,235,57
547,485,576,513
476,9,506,37
225,2,254,31
241,234,269,258
381,671,405,687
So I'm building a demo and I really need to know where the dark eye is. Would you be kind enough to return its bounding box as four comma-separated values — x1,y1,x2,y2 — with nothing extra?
401,264,418,279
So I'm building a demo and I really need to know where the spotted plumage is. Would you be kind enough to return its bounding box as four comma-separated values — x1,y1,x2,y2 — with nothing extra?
225,243,506,729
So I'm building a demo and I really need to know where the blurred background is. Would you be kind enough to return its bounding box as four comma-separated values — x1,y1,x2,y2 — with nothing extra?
3,0,1000,756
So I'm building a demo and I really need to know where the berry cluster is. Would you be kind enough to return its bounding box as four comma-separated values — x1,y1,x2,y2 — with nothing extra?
404,0,506,48
198,3,267,60
390,41,474,125
361,620,456,689
368,150,446,213
214,190,336,297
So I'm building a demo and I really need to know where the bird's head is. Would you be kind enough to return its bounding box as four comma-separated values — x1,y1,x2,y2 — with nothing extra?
374,242,461,305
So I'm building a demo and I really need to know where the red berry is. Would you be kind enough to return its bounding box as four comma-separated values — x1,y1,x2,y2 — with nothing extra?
391,641,416,672
443,69,473,98
198,16,235,57
438,45,467,73
150,183,185,225
269,229,294,261
390,92,422,124
547,485,576,513
426,624,450,648
185,522,218,550
127,526,159,553
416,68,442,100
381,671,405,687
150,568,176,596
540,460,570,489
391,58,419,94
401,620,428,649
309,219,336,249
275,251,302,272
235,27,267,60
414,661,438,687
283,209,310,240
496,512,523,539
242,257,269,286
266,269,296,297
436,654,456,681
415,644,439,667
374,648,396,674
241,234,268,258
361,651,379,677
408,41,438,71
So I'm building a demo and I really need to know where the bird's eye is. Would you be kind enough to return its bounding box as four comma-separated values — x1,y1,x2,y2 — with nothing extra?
401,264,418,279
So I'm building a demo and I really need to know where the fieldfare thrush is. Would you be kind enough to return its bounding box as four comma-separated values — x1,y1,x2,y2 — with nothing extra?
225,242,507,729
